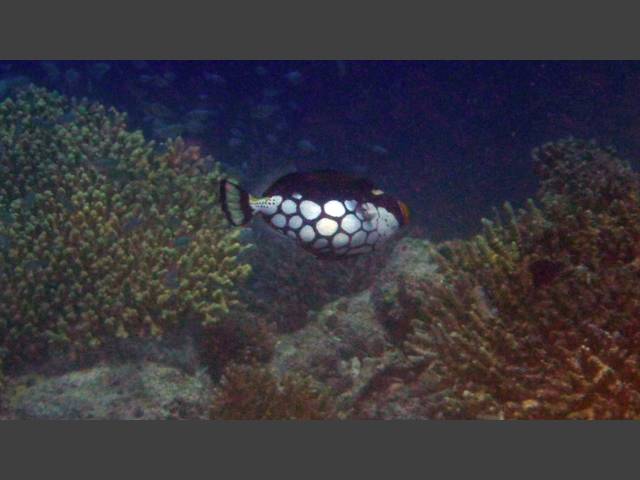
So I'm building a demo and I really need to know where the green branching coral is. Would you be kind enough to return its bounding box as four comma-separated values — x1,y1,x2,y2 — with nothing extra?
210,363,337,420
0,86,251,371
363,138,640,419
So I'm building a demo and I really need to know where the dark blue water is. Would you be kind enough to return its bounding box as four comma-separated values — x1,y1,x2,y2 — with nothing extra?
2,60,637,239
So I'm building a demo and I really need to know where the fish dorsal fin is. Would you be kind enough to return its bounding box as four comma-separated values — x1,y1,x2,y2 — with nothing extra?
250,162,297,197
265,169,376,203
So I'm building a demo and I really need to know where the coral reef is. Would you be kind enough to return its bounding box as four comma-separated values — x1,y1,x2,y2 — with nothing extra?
210,363,337,420
357,138,640,419
0,86,251,373
3,362,213,419
6,85,637,421
240,225,391,332
270,290,394,413
198,310,277,379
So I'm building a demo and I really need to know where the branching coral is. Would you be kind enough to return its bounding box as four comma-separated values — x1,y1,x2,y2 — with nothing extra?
0,86,251,372
198,310,277,379
210,363,337,420
362,138,640,419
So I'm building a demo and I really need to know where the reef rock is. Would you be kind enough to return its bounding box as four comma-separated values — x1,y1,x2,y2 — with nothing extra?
4,362,213,420
271,290,391,408
370,237,440,340
270,236,440,412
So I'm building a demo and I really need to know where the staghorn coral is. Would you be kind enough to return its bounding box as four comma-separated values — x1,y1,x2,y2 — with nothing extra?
210,363,338,420
359,139,640,419
0,86,251,372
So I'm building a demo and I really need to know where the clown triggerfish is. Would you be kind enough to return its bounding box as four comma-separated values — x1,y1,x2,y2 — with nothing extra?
220,170,410,259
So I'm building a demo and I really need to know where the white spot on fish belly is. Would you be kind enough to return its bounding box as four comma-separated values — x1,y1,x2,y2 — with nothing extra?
281,199,297,215
271,213,286,228
344,199,357,212
341,214,361,234
300,200,321,220
316,217,338,236
351,230,366,247
362,219,376,232
288,215,303,229
299,225,315,242
324,200,346,217
332,232,349,248
313,238,328,249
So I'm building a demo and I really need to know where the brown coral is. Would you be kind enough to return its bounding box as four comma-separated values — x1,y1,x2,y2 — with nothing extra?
210,363,338,420
358,139,640,419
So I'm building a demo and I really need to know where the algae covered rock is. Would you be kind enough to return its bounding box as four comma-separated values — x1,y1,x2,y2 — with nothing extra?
5,362,213,420
270,289,396,411
370,237,440,339
266,237,441,412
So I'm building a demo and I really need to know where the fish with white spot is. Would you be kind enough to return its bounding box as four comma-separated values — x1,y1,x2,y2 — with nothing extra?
220,170,410,259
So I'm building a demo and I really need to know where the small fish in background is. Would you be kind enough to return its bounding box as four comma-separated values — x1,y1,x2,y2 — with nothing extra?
263,87,280,98
265,133,278,145
40,62,60,82
138,74,154,84
369,144,389,156
142,102,175,120
132,61,149,70
284,70,302,85
228,137,243,148
219,170,410,259
287,100,301,111
251,103,279,120
297,139,317,154
89,62,111,81
346,163,370,176
204,72,226,86
152,75,172,89
64,68,81,88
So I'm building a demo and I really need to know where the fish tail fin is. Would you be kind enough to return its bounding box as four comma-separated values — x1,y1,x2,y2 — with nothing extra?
219,179,254,226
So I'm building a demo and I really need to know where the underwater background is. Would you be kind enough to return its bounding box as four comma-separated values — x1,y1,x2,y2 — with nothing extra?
2,60,640,419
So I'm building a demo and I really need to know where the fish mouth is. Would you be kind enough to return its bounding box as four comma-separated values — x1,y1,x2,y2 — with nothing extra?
398,200,410,225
